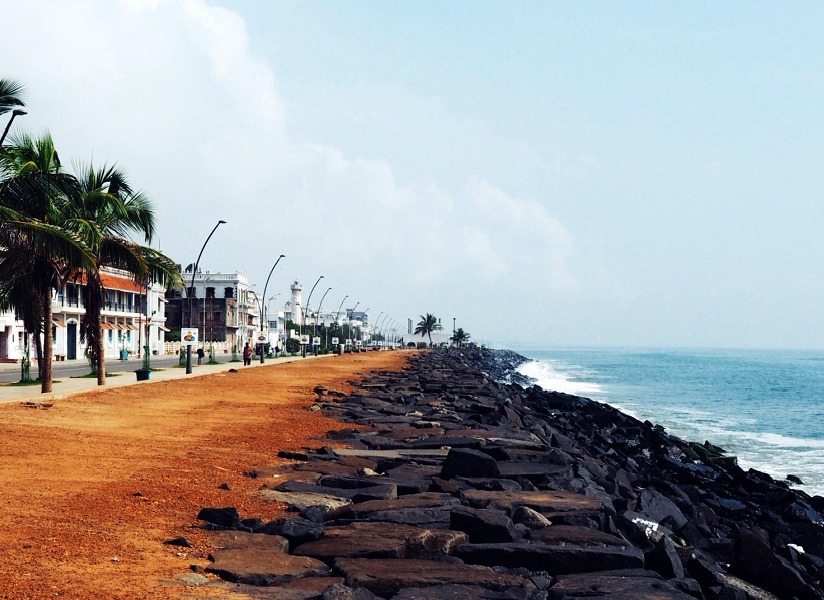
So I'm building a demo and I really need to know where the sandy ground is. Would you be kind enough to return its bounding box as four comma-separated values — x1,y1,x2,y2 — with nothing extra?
0,351,410,599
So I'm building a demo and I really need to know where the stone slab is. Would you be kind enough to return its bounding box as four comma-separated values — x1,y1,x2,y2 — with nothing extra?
551,573,696,599
455,541,644,574
462,489,602,513
207,546,329,585
336,558,533,598
256,489,351,516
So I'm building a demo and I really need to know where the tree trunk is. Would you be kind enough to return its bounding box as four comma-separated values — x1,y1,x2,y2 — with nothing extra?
34,328,43,381
97,306,106,386
41,290,53,393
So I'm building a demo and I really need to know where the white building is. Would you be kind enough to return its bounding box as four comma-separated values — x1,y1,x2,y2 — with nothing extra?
175,270,257,353
0,267,170,362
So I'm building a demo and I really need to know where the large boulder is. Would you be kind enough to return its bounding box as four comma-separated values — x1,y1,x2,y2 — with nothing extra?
440,448,501,479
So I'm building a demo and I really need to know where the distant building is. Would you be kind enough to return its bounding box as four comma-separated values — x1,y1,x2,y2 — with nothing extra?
165,269,257,352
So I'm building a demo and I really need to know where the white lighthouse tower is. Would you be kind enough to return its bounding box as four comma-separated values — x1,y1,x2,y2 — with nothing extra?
287,280,303,324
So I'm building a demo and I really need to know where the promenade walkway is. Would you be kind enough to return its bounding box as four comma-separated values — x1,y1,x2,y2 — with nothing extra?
0,354,326,405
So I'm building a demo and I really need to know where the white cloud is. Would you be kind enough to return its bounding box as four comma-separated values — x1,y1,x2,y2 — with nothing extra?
1,0,579,344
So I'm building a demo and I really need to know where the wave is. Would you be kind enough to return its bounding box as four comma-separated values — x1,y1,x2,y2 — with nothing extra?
735,431,824,449
517,359,604,396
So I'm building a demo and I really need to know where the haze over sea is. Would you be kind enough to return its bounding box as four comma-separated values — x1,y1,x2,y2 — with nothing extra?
514,348,824,497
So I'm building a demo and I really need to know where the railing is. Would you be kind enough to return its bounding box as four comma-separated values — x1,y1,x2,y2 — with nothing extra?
163,341,234,355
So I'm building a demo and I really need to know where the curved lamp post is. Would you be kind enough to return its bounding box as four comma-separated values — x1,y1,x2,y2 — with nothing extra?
359,308,370,348
371,312,384,349
186,220,226,374
267,293,282,355
259,254,285,363
347,301,359,348
0,109,26,146
302,275,324,357
333,294,348,351
314,287,332,354
375,313,388,347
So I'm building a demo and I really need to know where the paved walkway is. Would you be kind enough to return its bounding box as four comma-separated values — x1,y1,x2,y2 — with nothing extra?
0,354,327,405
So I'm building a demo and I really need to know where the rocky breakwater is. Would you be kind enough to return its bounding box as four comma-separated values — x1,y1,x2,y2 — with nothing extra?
191,349,824,599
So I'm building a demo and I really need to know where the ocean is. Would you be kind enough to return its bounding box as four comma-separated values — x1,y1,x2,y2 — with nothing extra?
514,348,824,497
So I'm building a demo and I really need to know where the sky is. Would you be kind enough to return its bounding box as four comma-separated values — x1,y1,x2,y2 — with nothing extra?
2,0,823,349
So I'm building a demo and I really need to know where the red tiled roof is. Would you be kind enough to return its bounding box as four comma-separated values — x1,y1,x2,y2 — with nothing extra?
100,273,143,293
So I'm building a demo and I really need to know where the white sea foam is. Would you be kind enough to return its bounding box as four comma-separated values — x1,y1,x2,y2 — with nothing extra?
517,359,604,396
735,431,824,449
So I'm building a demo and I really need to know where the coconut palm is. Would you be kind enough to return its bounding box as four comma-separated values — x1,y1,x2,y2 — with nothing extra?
66,163,180,385
414,313,442,346
450,327,470,347
0,132,93,392
0,79,24,115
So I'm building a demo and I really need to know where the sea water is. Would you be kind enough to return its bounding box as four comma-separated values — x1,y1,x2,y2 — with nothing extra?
514,348,824,496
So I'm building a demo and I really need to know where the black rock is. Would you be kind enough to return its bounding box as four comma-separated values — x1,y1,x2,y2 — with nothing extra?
197,506,242,529
440,448,501,479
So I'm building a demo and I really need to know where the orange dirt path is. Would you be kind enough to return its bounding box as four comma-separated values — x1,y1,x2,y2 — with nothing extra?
0,352,411,599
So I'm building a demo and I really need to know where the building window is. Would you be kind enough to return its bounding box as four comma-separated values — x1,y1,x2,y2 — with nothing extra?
224,287,234,299
206,287,215,299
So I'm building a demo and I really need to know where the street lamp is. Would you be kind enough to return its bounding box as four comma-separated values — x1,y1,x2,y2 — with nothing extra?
302,275,324,357
372,312,384,348
248,289,264,354
268,293,282,355
375,313,388,348
0,109,26,146
347,301,359,349
259,254,285,363
359,308,370,349
334,295,348,352
186,220,226,374
314,287,331,354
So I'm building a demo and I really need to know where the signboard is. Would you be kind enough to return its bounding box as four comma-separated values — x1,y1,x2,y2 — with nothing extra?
290,329,299,339
331,337,339,345
312,336,321,345
300,334,310,345
355,340,362,347
256,331,269,345
181,328,199,346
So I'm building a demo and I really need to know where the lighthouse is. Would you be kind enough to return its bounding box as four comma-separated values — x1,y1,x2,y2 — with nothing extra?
287,280,303,324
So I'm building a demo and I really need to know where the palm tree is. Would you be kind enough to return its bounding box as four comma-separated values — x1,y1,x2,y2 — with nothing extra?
414,313,442,346
0,79,24,115
0,132,93,392
450,327,470,347
67,163,180,386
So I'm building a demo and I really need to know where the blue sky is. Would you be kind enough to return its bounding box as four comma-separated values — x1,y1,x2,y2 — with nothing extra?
2,1,822,348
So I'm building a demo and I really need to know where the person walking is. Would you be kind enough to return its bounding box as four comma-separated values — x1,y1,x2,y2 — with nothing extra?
243,342,253,366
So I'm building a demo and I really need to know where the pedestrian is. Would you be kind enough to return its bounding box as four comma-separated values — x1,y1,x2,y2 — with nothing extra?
196,347,205,365
243,342,253,366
